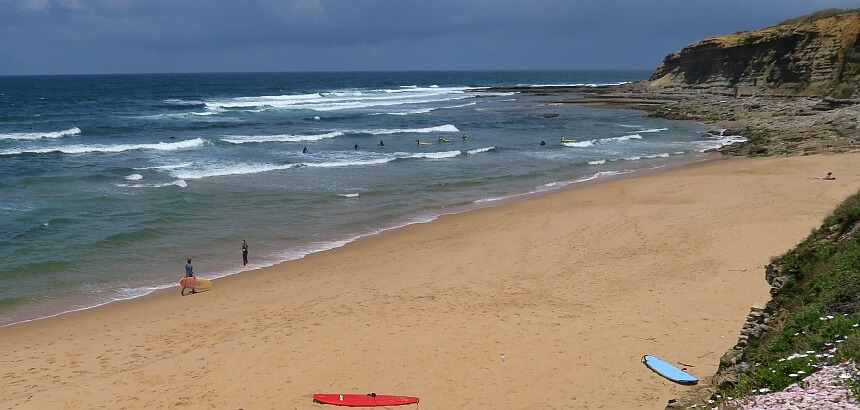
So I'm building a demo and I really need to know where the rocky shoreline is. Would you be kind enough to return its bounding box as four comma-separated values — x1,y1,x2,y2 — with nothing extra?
485,82,860,157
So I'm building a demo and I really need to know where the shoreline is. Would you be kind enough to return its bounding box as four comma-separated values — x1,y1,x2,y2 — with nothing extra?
483,83,860,156
3,151,859,408
0,151,719,329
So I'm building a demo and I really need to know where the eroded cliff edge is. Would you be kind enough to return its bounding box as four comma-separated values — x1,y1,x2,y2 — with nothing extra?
490,9,860,157
624,9,860,156
650,9,860,99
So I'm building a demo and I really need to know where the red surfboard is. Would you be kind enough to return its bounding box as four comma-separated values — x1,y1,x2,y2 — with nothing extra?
313,393,419,407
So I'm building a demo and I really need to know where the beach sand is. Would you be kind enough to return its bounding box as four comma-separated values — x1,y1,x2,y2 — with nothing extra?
2,152,859,409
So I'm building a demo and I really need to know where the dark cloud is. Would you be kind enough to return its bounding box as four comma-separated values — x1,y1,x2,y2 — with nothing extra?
1,0,857,75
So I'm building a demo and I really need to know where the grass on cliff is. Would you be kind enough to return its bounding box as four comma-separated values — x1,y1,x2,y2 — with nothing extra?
777,8,859,25
721,189,860,401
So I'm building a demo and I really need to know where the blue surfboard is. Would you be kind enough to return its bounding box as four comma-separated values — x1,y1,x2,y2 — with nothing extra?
642,355,698,385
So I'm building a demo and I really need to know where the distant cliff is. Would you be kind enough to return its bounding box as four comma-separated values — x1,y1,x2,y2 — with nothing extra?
650,9,860,98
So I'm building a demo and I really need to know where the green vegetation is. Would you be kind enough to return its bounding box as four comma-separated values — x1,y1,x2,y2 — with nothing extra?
777,8,859,26
718,190,860,402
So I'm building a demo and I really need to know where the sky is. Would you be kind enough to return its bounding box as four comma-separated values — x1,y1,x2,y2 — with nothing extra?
1,0,857,75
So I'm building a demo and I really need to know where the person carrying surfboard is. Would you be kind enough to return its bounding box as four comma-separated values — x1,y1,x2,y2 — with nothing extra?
182,258,197,296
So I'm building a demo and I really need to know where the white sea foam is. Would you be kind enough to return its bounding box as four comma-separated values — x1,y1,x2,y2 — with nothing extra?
203,86,474,113
139,109,226,120
133,162,193,171
474,191,533,204
525,82,632,88
337,193,359,198
116,179,187,188
306,150,464,168
574,170,634,183
0,127,81,140
0,200,36,212
563,140,594,147
0,138,205,156
359,124,460,135
441,102,477,109
384,107,435,115
407,150,461,159
466,147,495,155
165,148,467,179
170,162,300,179
221,131,344,144
475,167,635,204
125,174,143,180
638,128,668,133
542,181,574,189
163,99,204,106
588,159,606,165
304,157,394,168
564,133,643,148
695,134,748,152
644,153,670,159
611,133,644,142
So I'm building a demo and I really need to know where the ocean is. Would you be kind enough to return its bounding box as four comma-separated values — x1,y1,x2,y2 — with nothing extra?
0,70,741,327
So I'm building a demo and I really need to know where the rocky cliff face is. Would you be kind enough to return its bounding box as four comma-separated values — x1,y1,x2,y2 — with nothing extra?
650,10,860,98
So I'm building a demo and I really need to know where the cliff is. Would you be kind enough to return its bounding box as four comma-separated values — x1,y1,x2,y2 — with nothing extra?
650,9,860,98
667,190,860,409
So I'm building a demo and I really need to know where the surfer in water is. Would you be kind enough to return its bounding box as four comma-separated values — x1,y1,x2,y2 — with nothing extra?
354,143,359,150
182,258,196,295
302,146,308,154
378,140,385,146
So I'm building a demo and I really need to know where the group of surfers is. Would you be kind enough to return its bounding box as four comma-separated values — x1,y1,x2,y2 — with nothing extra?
300,135,575,153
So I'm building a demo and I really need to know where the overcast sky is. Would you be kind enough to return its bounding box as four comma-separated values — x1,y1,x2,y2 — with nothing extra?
1,0,857,75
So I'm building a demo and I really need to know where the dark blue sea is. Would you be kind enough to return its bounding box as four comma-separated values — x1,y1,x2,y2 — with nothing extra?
0,71,742,326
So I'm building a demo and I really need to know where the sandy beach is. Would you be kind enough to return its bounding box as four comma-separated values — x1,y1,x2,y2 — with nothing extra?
2,152,859,409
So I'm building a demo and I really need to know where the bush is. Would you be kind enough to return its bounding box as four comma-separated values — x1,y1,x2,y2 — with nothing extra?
712,190,860,405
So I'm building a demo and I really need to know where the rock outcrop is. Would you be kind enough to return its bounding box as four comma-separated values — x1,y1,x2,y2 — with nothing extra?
489,9,860,156
650,9,860,98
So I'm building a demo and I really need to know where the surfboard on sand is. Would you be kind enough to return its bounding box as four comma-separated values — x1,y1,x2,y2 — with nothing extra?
179,277,212,291
642,355,698,385
312,393,419,407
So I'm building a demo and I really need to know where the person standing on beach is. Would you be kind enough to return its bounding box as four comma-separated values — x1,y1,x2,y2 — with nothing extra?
241,240,249,266
182,258,196,296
